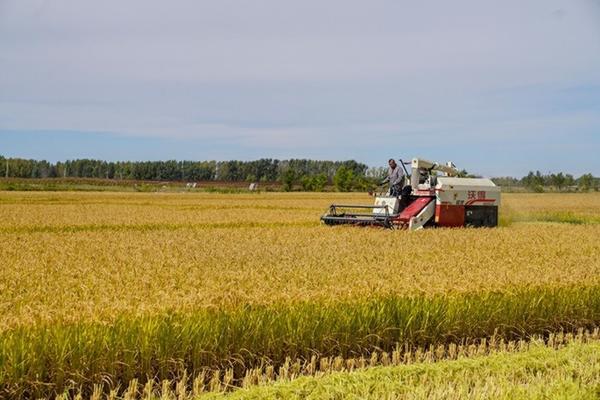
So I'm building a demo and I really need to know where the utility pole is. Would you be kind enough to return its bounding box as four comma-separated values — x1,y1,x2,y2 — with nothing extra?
5,159,8,178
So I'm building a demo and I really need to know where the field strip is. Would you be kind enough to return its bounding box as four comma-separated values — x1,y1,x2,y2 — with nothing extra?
0,201,319,212
1,192,599,399
0,221,320,234
510,214,600,225
2,215,598,234
2,285,600,397
24,330,600,399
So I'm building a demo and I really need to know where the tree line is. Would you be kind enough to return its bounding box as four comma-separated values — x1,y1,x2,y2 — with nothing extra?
0,156,369,183
0,156,597,192
491,171,599,192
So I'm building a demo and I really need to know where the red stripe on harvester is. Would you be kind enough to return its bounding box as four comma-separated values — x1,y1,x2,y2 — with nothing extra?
465,199,495,206
398,197,434,222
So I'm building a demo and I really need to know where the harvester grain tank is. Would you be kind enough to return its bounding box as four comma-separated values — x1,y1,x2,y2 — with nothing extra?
320,157,500,230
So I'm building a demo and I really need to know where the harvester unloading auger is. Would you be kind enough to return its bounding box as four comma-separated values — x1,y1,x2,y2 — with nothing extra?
321,158,501,230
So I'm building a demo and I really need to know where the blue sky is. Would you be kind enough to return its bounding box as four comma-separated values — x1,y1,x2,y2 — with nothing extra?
1,0,599,177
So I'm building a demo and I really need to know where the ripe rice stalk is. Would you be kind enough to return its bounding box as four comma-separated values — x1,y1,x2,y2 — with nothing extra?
0,192,599,398
47,329,600,399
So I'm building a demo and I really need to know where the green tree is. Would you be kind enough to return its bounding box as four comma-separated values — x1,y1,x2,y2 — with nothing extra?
300,175,314,191
522,171,545,192
564,174,575,188
282,169,296,192
312,173,328,192
550,173,566,191
333,166,354,192
578,173,594,191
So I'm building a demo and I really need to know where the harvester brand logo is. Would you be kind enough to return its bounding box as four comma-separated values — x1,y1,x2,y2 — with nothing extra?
467,191,486,200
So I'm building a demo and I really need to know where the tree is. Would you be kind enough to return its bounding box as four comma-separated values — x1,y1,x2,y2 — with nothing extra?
0,155,6,178
366,166,387,180
491,176,519,187
300,175,314,191
312,173,328,192
300,173,328,192
578,173,594,192
282,169,296,192
550,173,566,191
564,174,575,190
522,171,544,192
333,166,354,192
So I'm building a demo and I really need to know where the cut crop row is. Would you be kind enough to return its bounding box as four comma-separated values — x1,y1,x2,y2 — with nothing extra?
2,285,599,398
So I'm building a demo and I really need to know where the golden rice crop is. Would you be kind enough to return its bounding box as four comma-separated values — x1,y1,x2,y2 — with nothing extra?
30,330,600,399
1,223,599,330
1,191,598,230
0,191,599,398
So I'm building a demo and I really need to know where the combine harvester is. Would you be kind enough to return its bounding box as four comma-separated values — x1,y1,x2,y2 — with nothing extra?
321,158,500,230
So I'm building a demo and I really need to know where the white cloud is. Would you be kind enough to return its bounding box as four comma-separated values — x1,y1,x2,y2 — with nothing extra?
1,0,599,174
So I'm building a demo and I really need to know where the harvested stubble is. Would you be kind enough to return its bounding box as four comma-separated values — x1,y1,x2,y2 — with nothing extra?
48,329,600,399
0,192,599,398
205,330,600,400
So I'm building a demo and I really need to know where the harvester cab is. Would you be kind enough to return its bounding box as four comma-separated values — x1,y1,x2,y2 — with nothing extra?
321,157,500,230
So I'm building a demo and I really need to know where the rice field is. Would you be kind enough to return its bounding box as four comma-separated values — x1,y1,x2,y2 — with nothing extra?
0,191,599,398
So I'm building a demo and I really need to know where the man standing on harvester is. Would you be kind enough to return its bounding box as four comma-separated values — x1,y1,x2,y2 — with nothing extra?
381,159,404,197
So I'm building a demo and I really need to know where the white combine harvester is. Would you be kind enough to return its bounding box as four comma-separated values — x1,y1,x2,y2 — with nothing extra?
321,158,501,230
